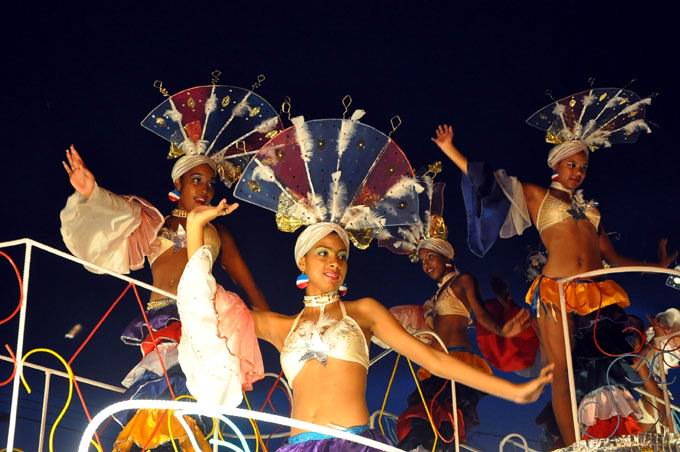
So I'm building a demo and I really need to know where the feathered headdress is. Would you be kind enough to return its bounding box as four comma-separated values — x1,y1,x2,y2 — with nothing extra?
525,88,652,168
141,79,283,187
377,162,448,261
233,109,422,249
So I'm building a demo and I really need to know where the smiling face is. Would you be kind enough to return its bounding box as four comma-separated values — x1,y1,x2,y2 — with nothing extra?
418,247,450,282
298,233,348,296
553,151,588,191
175,163,217,212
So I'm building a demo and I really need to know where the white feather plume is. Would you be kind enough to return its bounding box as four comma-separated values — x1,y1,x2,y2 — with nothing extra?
341,205,386,230
328,171,348,222
337,119,356,158
306,192,328,222
233,97,250,117
205,93,217,115
293,117,314,162
164,109,182,124
252,163,276,182
179,139,208,155
385,176,423,200
350,109,366,121
255,116,279,133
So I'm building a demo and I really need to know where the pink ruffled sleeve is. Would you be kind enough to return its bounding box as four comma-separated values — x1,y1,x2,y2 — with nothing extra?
177,246,264,407
59,185,163,274
214,286,265,391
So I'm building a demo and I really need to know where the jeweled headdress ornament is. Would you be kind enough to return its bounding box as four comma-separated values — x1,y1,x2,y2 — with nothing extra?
378,162,448,261
526,87,652,168
233,100,422,249
141,73,284,187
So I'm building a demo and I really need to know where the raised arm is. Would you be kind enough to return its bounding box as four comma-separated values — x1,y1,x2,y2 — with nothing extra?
363,297,553,404
458,274,530,338
62,145,96,198
431,124,468,175
216,224,270,311
599,228,677,269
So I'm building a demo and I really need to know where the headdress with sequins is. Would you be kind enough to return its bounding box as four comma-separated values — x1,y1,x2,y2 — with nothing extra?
526,87,652,169
233,103,422,249
377,162,449,262
141,76,284,187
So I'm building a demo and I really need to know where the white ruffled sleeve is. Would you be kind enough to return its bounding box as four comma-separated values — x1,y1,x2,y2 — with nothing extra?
176,246,244,407
59,185,163,274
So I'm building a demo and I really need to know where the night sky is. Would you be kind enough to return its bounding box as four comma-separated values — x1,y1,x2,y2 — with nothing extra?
1,1,678,450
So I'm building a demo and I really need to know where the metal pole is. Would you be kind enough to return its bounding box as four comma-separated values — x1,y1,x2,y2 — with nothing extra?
557,280,580,443
6,242,32,452
658,358,676,433
38,372,52,452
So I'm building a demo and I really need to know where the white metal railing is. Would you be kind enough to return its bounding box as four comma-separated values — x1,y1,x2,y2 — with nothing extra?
558,266,680,445
1,238,678,451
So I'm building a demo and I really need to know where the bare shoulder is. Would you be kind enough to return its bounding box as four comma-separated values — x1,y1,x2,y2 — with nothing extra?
522,182,546,202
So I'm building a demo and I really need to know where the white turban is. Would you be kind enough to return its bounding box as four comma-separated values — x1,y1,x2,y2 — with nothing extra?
417,238,455,260
547,140,589,169
294,222,350,267
171,155,218,182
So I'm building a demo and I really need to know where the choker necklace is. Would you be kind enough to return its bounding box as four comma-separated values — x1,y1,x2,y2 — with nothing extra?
549,181,574,195
171,208,188,218
303,291,340,311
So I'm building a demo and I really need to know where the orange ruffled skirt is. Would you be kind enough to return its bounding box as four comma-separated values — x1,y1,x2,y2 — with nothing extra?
113,408,211,451
525,276,630,317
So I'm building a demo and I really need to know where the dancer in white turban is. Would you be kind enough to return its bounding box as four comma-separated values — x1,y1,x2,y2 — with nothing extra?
60,81,282,450
432,87,676,446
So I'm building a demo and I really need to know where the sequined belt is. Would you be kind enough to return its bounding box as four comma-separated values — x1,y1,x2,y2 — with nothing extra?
146,297,177,312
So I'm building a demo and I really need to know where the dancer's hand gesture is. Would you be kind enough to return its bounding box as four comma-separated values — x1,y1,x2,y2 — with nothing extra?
500,309,531,337
514,363,554,404
187,199,239,228
62,145,96,199
431,124,455,150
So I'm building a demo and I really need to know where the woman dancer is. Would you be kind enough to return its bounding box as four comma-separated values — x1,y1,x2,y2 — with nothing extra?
60,82,282,450
378,170,532,447
176,114,554,451
431,87,676,445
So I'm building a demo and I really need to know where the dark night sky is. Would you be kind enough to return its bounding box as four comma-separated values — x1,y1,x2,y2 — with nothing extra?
1,1,678,450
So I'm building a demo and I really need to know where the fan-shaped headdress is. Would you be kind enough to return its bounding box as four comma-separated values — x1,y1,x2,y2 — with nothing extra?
141,76,283,187
378,162,452,261
234,106,422,251
525,87,652,168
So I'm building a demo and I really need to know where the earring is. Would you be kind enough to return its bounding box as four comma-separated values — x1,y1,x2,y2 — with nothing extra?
168,188,181,202
296,273,309,289
551,173,559,181
339,283,348,297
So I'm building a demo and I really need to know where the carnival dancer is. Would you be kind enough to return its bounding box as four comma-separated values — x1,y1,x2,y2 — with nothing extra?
176,112,554,451
60,82,282,450
431,87,677,446
378,167,532,448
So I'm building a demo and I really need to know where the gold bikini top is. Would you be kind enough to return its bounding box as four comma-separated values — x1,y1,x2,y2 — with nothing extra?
536,183,600,234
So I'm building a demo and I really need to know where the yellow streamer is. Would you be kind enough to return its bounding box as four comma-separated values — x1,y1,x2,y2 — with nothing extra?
377,353,402,435
243,392,265,452
405,358,439,452
20,348,102,452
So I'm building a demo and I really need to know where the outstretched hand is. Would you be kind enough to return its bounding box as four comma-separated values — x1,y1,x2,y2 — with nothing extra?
431,124,455,151
187,199,239,228
500,309,531,338
657,238,678,268
62,145,96,198
514,363,554,404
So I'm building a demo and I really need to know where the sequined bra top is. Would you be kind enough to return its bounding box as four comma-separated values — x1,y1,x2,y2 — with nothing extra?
149,222,221,265
536,186,601,234
427,271,472,325
280,300,370,386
